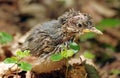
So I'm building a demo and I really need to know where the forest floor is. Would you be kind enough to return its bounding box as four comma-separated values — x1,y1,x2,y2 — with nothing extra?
0,0,120,78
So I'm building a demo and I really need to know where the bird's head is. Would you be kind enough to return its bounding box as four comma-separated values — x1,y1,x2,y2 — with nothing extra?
58,10,102,35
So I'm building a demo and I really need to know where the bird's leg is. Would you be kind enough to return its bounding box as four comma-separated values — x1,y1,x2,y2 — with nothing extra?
73,32,83,43
50,41,70,55
52,45,62,54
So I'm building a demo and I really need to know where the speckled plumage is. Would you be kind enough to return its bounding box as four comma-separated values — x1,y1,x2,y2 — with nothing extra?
22,10,102,73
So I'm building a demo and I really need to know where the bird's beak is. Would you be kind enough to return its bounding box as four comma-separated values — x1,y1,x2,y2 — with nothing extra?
83,27,103,35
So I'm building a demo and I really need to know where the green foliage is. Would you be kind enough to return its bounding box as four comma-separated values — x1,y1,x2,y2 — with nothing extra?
102,44,116,51
97,19,120,31
69,42,80,52
50,54,63,62
80,18,120,40
4,50,32,71
0,32,13,44
50,42,80,61
80,32,96,41
85,64,100,78
4,57,18,64
83,51,95,59
18,62,32,71
110,69,120,75
16,50,30,58
61,49,74,58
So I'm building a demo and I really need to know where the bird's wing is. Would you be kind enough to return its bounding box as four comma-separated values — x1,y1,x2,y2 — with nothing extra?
25,31,55,57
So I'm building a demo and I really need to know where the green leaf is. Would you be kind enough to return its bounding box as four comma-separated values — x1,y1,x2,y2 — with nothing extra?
0,32,13,44
61,49,75,58
85,64,100,78
83,51,95,59
97,19,120,31
4,57,18,64
111,69,120,75
16,50,30,58
23,50,30,56
50,54,63,62
61,51,67,58
69,42,80,51
19,62,32,71
80,32,96,41
66,49,75,58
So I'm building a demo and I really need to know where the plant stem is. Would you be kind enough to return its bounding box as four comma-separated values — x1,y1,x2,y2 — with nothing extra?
65,59,69,78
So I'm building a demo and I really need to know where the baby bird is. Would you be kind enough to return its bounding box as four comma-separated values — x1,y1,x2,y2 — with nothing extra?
22,10,102,73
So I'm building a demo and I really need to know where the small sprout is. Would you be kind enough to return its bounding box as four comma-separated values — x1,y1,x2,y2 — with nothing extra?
0,32,13,44
3,50,32,72
51,42,80,62
83,51,95,59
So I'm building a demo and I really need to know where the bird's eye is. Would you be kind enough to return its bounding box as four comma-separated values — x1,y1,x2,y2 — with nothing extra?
77,23,82,27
